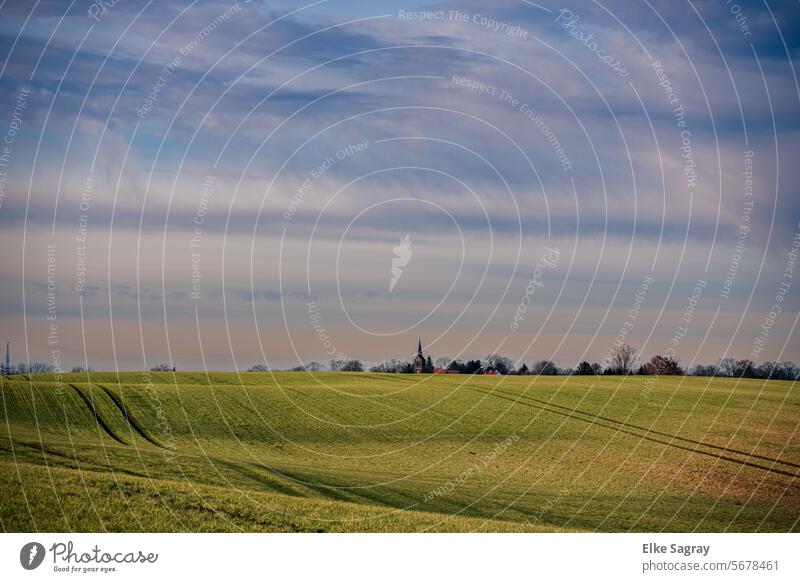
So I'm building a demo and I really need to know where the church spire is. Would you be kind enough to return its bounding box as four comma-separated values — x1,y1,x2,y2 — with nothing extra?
417,337,422,355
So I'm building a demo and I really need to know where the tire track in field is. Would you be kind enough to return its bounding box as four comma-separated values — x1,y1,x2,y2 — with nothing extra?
464,385,800,479
70,384,128,445
491,387,800,470
97,385,166,449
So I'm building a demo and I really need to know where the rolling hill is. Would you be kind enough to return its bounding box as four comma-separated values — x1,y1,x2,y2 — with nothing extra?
1,372,798,532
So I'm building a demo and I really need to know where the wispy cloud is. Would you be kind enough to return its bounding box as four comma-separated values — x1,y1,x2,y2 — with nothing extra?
1,0,798,370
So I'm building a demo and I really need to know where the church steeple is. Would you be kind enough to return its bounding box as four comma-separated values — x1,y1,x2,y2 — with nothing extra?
413,337,425,373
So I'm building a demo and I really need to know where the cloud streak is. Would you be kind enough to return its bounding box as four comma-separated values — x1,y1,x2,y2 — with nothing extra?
0,0,798,370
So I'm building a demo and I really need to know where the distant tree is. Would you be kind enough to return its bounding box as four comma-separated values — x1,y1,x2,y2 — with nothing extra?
339,359,364,372
399,362,413,373
70,366,94,373
434,357,451,370
780,361,799,380
150,363,172,372
463,359,482,374
733,359,756,378
19,362,54,374
716,358,736,377
517,363,529,375
690,360,799,380
370,358,404,373
530,360,559,376
246,364,270,372
447,359,463,371
753,361,773,380
714,358,757,378
642,355,684,375
574,361,597,375
609,344,637,374
760,361,799,380
484,354,513,375
424,355,434,373
288,361,324,372
690,363,717,376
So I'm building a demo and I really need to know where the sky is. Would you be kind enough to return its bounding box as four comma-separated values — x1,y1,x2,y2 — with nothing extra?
0,0,798,372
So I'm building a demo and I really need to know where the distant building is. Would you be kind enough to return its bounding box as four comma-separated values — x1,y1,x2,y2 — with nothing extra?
412,338,425,374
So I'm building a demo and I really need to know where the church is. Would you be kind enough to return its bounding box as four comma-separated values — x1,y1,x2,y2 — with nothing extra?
412,338,426,373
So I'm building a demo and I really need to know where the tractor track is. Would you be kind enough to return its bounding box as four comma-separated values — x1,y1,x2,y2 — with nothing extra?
69,384,128,445
464,385,800,479
98,385,165,449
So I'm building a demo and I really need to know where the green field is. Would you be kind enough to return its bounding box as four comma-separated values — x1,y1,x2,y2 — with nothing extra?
1,372,798,532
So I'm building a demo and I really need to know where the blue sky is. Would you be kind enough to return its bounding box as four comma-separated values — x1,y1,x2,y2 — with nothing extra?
0,0,798,371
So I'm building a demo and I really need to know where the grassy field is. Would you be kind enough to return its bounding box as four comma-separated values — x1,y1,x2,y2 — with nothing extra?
0,372,798,532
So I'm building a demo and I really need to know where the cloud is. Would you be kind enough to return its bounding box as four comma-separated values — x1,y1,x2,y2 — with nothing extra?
1,0,798,368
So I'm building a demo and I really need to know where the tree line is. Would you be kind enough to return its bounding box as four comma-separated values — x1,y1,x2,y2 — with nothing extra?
3,344,797,381
249,345,800,380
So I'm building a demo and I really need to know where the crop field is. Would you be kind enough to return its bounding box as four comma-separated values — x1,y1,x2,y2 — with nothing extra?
0,372,798,532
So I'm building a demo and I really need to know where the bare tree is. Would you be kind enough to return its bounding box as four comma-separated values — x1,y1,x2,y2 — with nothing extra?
14,362,54,374
484,354,513,375
716,358,736,377
342,359,364,372
733,359,755,378
609,344,637,374
369,359,404,373
331,359,363,372
690,363,717,376
288,361,325,372
434,357,452,370
71,366,94,373
769,361,799,380
716,358,755,378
